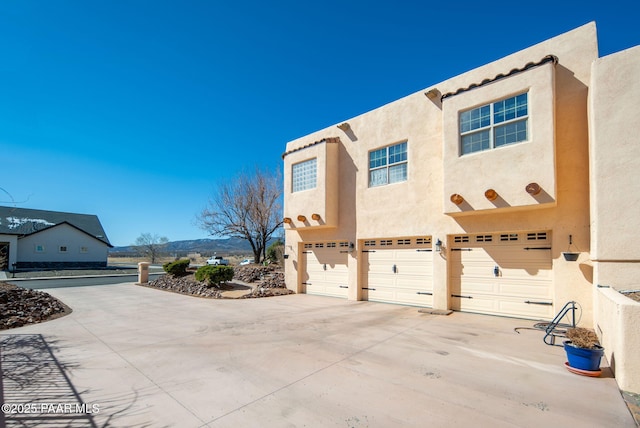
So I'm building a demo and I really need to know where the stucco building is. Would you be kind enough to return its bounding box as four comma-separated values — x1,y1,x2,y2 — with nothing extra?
282,23,640,393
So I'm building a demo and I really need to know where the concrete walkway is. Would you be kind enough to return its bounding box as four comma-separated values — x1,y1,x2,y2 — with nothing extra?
0,282,635,427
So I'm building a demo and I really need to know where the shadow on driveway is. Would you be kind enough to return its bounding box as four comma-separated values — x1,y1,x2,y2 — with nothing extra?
1,334,167,428
0,334,98,427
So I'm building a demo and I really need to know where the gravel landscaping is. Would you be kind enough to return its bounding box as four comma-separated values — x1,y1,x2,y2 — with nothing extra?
0,283,70,330
142,264,293,299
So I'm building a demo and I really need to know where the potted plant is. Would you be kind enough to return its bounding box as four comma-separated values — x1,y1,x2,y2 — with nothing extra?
563,327,605,374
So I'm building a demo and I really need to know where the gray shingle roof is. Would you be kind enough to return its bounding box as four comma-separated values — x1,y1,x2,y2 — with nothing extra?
0,206,112,246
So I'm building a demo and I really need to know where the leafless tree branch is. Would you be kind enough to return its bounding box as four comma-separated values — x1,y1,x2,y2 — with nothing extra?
196,166,283,263
133,233,169,264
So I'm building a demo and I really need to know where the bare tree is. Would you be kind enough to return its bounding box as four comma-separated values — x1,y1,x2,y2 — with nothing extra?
197,167,282,264
133,233,169,263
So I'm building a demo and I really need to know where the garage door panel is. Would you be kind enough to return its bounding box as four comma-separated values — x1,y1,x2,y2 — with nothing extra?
366,273,391,283
501,266,552,280
325,271,348,281
499,301,554,319
303,245,348,298
305,281,348,297
362,240,433,307
397,250,431,262
455,278,497,295
367,265,394,275
366,288,395,302
307,285,348,298
461,257,551,275
368,288,433,307
455,279,551,299
398,264,433,276
451,295,494,312
497,281,552,299
499,255,551,269
450,231,553,320
453,295,553,319
393,290,433,306
396,278,433,289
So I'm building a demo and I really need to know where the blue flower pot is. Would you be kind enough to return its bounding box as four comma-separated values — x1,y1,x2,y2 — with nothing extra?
564,341,604,371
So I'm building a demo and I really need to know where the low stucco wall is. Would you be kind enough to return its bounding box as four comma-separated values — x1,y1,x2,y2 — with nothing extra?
596,287,640,394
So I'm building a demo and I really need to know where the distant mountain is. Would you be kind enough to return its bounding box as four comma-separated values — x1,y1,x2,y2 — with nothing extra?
109,237,254,256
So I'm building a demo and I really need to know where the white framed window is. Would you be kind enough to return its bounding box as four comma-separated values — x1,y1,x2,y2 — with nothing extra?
59,246,68,253
35,245,45,253
460,92,528,155
292,158,317,192
369,141,408,187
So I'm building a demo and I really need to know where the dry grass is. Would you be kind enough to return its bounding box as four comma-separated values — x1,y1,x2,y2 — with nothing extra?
108,254,252,266
566,327,601,349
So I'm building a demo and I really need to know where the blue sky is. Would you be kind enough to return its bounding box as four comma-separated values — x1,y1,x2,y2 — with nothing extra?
1,1,638,246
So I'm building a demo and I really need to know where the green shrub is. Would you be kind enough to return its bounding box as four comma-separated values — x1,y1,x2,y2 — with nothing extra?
163,259,190,276
195,265,234,287
266,239,284,264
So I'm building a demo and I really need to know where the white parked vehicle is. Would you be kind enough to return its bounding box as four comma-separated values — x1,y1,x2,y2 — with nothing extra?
206,256,229,266
239,258,254,265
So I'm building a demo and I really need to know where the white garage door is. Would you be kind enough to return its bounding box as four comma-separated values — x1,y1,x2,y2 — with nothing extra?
361,237,433,307
302,242,349,298
450,231,553,320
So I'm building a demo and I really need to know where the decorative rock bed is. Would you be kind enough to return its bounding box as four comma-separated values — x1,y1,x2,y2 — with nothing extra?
143,264,293,299
0,283,70,330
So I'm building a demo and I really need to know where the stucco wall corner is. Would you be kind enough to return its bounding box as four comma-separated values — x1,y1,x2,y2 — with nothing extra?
595,287,640,394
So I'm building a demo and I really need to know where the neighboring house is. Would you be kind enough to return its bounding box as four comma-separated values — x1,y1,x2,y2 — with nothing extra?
0,206,113,270
282,23,640,393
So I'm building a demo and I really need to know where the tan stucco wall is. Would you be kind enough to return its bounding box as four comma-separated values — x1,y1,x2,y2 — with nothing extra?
589,45,640,276
442,62,557,213
283,139,339,229
596,287,640,394
284,23,600,323
588,45,640,394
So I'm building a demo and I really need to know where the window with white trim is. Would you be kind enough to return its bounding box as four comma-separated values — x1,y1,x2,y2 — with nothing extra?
59,246,68,253
369,141,407,187
460,93,528,155
292,158,317,192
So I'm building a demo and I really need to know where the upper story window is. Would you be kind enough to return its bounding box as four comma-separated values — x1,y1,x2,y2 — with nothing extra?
292,158,317,192
460,92,528,155
369,141,407,187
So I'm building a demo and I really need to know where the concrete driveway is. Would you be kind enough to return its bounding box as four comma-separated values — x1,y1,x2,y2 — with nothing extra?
0,282,635,427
